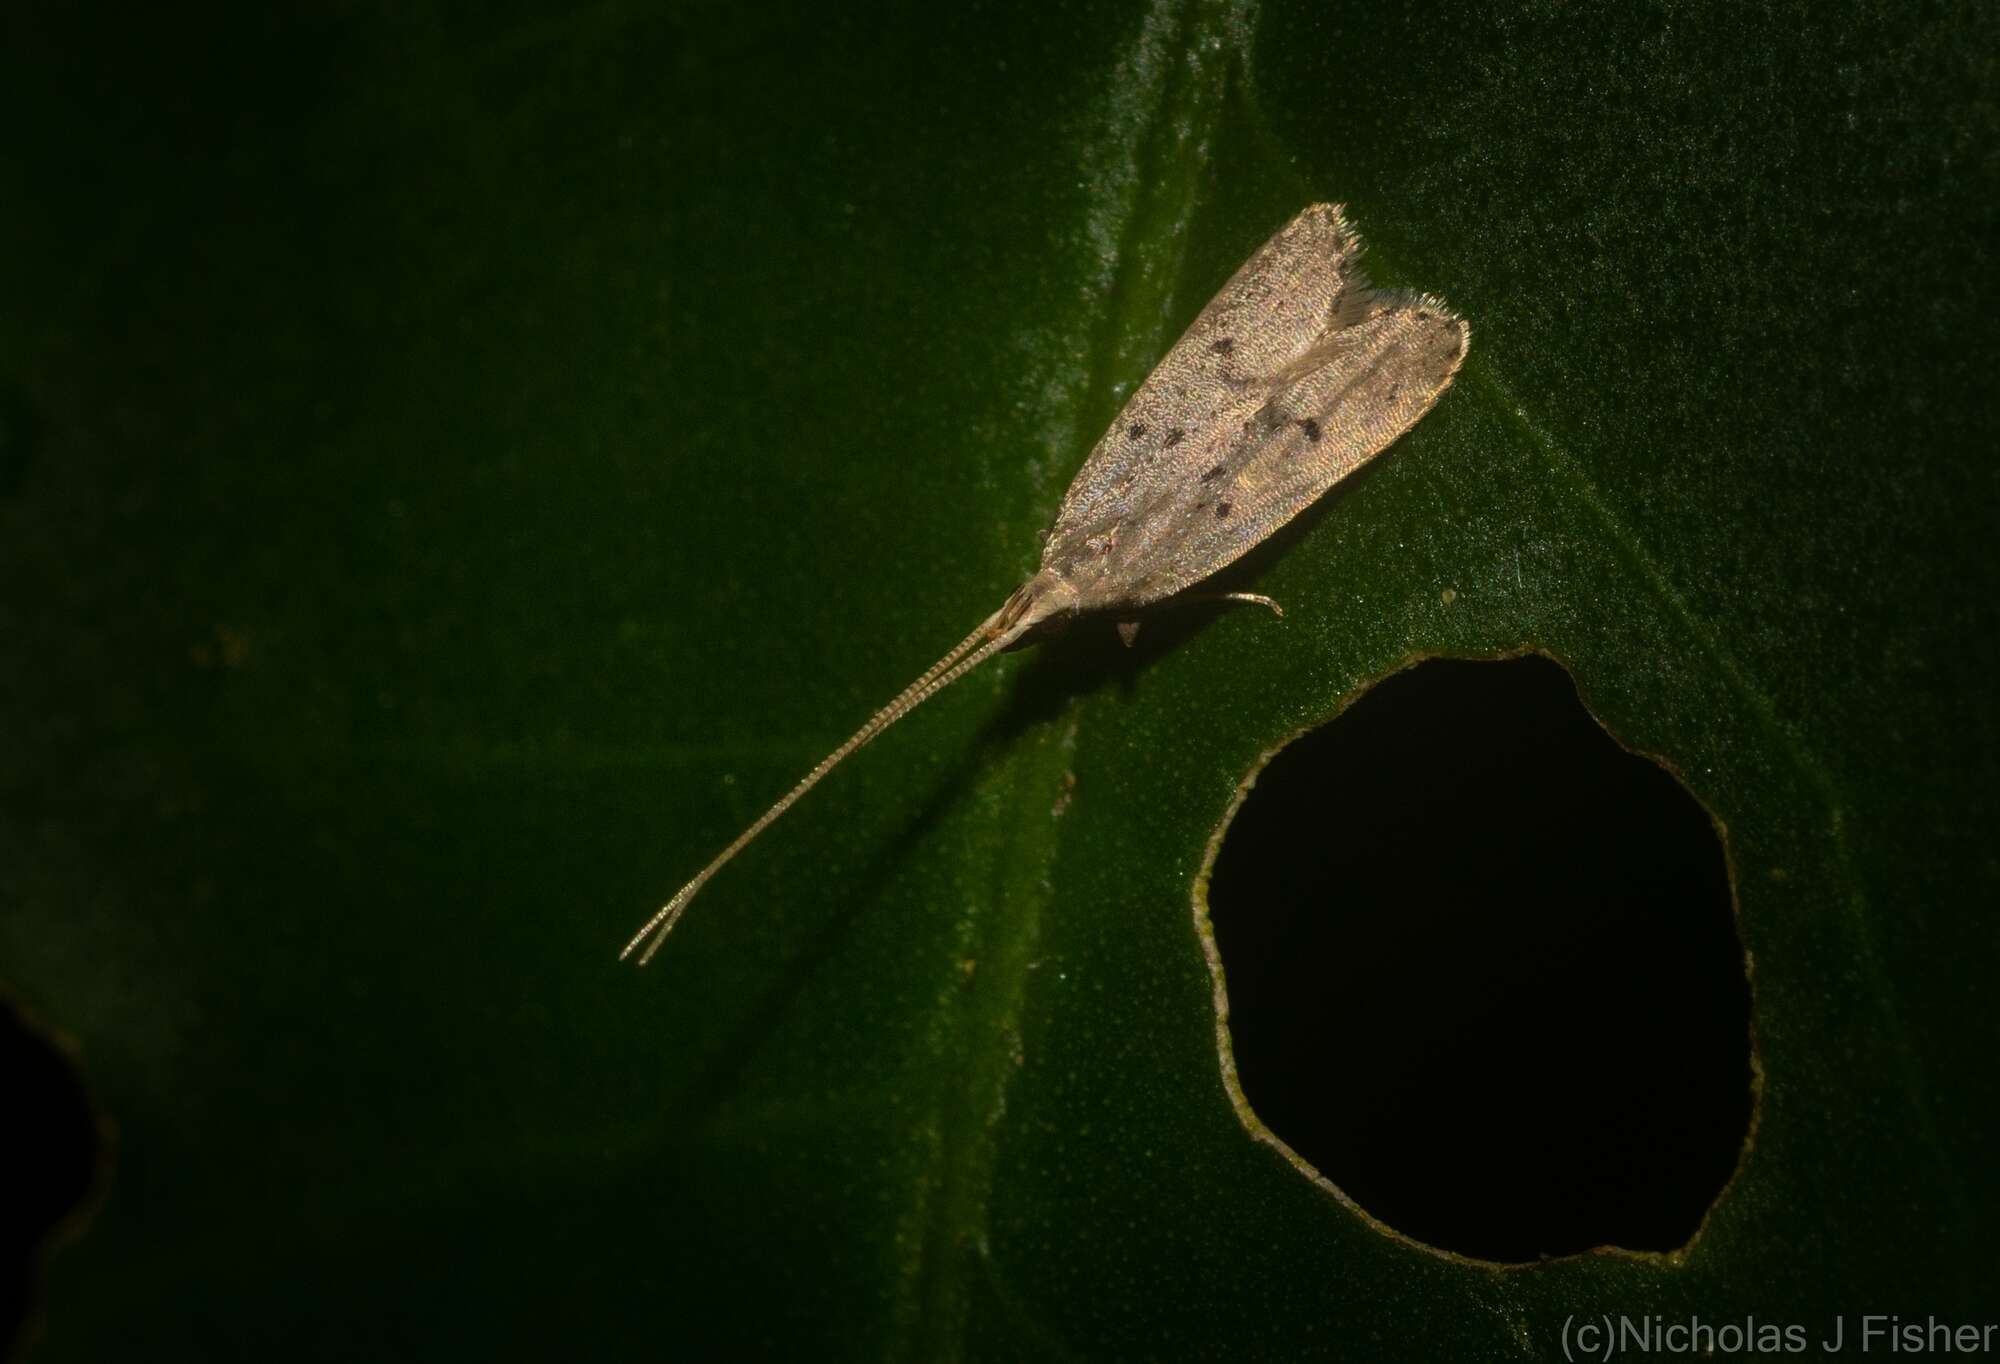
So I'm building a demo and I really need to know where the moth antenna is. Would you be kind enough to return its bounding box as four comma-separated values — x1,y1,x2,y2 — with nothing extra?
623,604,1039,965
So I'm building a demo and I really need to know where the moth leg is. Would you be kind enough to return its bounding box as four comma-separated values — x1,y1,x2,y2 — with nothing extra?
1200,591,1284,619
1116,620,1141,648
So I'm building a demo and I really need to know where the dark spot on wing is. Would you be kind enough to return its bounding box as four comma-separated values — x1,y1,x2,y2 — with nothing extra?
1215,501,1233,518
1299,418,1321,443
1211,337,1235,356
1417,310,1433,321
1388,384,1402,401
1200,463,1226,483
1164,428,1185,447
1128,423,1146,440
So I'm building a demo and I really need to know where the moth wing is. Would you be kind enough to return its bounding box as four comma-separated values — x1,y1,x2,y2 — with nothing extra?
1046,204,1366,540
1136,293,1469,603
1045,288,1469,610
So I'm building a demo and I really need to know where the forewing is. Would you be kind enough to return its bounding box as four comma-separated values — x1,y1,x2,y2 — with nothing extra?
1045,204,1365,542
1044,286,1469,611
1132,295,1468,604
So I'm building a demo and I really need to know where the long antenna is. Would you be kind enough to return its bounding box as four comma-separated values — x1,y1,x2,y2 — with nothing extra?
622,607,1036,965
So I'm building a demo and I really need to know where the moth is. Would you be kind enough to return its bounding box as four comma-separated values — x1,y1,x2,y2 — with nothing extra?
624,203,1468,964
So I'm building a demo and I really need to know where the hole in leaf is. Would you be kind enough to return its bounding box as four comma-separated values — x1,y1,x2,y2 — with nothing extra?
1204,655,1752,1263
1,997,102,1353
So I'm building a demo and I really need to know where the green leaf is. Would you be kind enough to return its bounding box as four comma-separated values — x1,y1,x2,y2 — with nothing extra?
4,0,1993,1357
